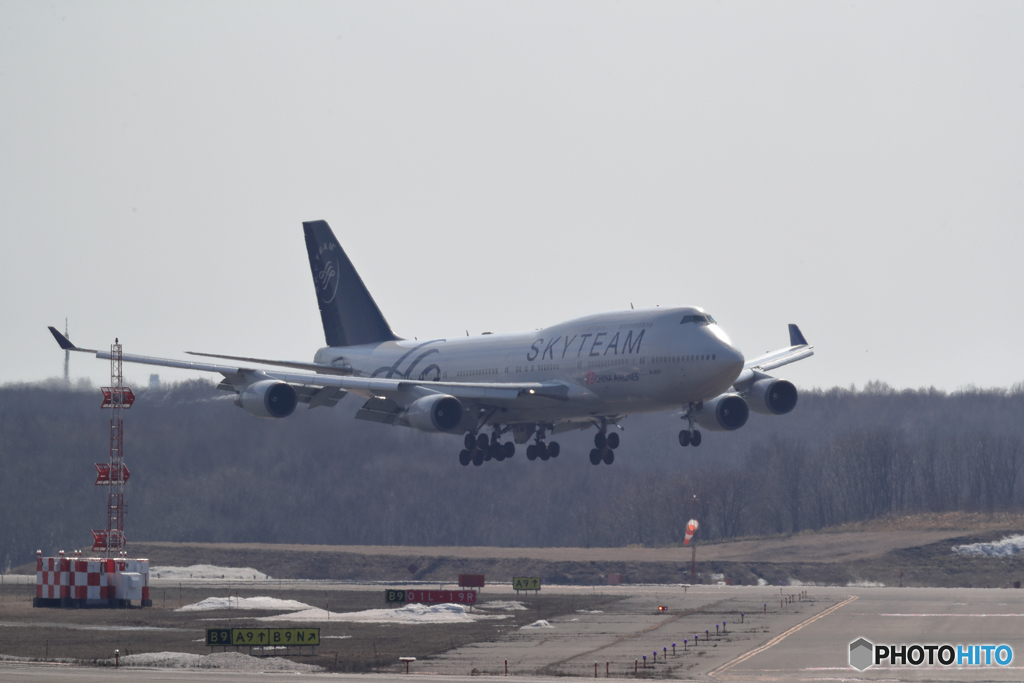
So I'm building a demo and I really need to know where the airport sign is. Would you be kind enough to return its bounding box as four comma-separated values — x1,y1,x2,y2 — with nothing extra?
513,577,541,591
459,574,485,587
385,589,477,604
206,628,320,647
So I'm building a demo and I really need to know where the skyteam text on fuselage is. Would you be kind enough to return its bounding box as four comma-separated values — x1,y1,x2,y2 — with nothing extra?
49,220,813,466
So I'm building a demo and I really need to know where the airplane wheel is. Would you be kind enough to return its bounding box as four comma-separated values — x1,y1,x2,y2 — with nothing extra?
539,443,550,461
459,449,471,466
602,449,614,465
464,433,476,450
527,445,537,460
594,432,606,449
679,430,690,447
492,443,504,461
589,449,602,465
607,432,619,449
477,434,489,450
691,430,702,447
548,441,560,458
472,450,484,466
503,442,515,459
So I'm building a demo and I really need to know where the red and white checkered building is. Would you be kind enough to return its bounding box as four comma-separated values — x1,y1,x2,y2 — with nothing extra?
35,552,149,607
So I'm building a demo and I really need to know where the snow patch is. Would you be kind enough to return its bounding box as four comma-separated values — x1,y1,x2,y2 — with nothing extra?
756,578,768,586
787,578,820,587
846,580,885,587
0,655,93,665
259,603,506,624
0,652,319,672
122,652,202,667
479,601,527,611
576,609,604,614
177,596,312,612
151,565,269,581
117,651,322,671
521,620,553,629
953,535,1024,557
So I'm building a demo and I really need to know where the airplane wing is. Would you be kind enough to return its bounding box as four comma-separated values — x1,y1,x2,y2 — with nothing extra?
47,327,571,406
184,350,353,376
733,324,814,386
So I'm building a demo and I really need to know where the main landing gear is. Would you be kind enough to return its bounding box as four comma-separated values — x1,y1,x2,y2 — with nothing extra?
526,428,560,461
679,402,702,447
459,429,516,466
589,422,620,465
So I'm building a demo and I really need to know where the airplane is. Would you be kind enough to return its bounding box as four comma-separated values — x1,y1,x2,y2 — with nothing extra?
49,220,813,467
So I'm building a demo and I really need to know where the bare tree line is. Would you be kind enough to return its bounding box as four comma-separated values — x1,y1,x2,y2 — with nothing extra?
1,379,1022,570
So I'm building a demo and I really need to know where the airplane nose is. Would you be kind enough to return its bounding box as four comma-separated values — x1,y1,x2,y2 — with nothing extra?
719,343,744,381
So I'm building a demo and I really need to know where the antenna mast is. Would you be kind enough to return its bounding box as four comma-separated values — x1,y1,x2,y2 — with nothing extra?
63,319,70,384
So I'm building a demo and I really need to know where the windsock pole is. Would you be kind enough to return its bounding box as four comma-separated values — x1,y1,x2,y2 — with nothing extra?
684,512,700,583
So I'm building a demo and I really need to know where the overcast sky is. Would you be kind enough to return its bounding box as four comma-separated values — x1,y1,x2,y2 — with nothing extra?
2,1,1022,392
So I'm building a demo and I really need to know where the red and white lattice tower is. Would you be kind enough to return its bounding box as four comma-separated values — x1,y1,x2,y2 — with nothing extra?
93,339,134,557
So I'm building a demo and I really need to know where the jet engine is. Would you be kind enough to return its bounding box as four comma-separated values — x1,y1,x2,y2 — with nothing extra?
404,393,463,432
693,394,749,432
743,378,798,415
237,380,298,419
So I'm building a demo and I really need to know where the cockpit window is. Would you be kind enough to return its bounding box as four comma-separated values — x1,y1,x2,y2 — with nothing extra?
680,314,716,325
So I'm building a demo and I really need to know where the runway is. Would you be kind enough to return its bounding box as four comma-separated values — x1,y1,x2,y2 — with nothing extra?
2,582,1023,681
408,582,1024,680
709,585,1024,682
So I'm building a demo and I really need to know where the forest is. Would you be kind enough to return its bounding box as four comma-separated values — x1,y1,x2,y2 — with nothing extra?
1,379,1022,570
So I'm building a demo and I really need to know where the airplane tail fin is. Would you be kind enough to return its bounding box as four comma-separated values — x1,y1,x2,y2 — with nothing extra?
788,324,808,347
302,220,399,347
48,326,77,350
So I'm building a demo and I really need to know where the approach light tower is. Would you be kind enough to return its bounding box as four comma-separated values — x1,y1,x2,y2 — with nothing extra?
93,339,135,557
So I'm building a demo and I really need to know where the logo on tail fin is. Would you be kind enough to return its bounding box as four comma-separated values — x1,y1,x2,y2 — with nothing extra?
302,220,400,347
315,243,339,304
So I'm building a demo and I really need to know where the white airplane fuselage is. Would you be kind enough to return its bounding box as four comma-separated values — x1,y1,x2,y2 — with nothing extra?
314,306,745,425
